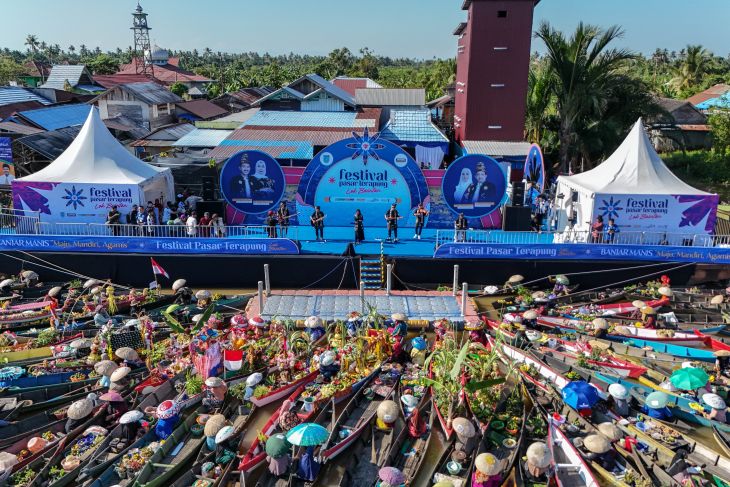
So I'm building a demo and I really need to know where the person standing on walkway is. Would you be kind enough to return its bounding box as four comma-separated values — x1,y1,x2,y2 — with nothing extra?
413,203,428,240
277,201,290,238
353,209,365,244
106,206,121,236
385,204,401,243
186,211,198,237
266,211,278,238
454,213,468,242
310,206,325,241
591,215,604,243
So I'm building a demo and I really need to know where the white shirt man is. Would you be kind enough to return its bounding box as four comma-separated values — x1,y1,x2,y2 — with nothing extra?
186,213,198,237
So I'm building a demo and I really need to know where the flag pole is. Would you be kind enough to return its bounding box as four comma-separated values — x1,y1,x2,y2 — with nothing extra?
150,257,160,295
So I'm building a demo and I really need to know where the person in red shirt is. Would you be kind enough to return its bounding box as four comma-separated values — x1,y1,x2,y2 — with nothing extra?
591,216,605,243
198,212,211,237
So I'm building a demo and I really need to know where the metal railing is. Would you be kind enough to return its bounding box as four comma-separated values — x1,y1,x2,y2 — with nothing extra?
435,229,729,248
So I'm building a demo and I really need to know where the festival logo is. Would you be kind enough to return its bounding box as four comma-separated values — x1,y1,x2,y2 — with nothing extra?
62,185,87,210
441,154,507,218
219,150,285,214
297,128,430,227
598,196,623,220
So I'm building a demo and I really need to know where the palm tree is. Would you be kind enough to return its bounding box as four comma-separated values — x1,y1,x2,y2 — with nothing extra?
25,34,39,57
525,59,554,144
669,44,712,93
536,22,635,172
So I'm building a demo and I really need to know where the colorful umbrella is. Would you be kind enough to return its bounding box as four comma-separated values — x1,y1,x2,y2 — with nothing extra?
670,367,709,391
265,433,290,458
561,381,600,409
285,422,329,446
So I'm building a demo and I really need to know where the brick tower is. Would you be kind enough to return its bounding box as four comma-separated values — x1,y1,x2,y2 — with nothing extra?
453,0,539,143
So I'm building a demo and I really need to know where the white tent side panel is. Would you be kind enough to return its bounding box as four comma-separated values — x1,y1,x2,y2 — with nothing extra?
553,177,595,234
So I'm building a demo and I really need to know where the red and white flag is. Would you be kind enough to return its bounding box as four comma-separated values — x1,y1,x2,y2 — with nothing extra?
150,258,169,279
224,349,243,371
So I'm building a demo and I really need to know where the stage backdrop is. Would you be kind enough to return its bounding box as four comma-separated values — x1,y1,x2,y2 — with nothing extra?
219,150,286,215
0,137,15,184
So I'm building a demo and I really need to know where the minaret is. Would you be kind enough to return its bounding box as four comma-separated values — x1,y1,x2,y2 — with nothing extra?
131,2,153,75
453,0,538,143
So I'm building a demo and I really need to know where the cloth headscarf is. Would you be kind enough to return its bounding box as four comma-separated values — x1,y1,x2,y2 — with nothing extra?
408,408,426,438
454,168,473,203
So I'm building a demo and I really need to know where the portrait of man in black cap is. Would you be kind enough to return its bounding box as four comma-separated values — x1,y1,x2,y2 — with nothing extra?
464,161,493,204
229,153,255,200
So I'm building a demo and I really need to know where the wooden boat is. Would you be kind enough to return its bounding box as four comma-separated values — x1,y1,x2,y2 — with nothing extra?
590,336,717,362
537,344,647,379
548,419,601,487
249,369,319,407
563,296,670,315
714,425,730,458
629,387,730,433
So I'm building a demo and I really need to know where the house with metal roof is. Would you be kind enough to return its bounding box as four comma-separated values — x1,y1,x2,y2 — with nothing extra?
173,129,234,149
379,109,449,169
0,87,52,108
40,65,104,93
175,99,229,122
115,57,212,90
93,82,183,131
647,97,710,151
14,104,91,131
254,74,357,112
13,126,82,175
332,77,382,96
211,88,274,113
130,123,195,158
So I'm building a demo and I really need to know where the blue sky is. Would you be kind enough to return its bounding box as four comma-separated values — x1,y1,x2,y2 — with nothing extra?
3,0,728,58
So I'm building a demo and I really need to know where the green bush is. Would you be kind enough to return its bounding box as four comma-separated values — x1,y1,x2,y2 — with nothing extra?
663,150,730,202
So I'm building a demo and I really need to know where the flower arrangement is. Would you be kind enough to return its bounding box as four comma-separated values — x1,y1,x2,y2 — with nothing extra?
116,444,157,478
70,372,86,382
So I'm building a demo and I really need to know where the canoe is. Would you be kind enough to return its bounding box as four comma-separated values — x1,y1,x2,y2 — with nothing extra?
564,296,670,314
430,439,472,487
548,419,601,487
714,425,730,459
601,337,717,362
250,369,319,407
629,387,730,433
538,344,647,379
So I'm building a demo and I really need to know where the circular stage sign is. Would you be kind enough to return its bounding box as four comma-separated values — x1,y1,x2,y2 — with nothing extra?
297,129,429,227
441,154,507,218
219,150,286,214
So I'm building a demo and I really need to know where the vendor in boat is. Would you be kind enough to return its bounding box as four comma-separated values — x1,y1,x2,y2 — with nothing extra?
99,391,129,422
115,346,142,368
576,434,616,472
642,391,673,420
214,425,238,465
389,313,409,339
525,442,551,481
278,399,301,432
473,453,502,487
203,376,228,412
715,350,730,379
94,306,112,327
94,360,118,388
392,336,407,364
319,351,340,381
666,450,705,485
244,372,263,401
109,366,132,392
522,309,539,329
172,279,193,304
119,410,146,446
65,398,94,433
410,336,428,366
296,445,321,482
453,417,478,455
702,393,727,423
204,414,227,451
266,434,291,477
407,406,427,438
153,400,180,440
591,318,610,339
376,400,399,431
608,383,630,416
305,315,326,343
641,306,658,329
347,312,362,338
466,322,488,348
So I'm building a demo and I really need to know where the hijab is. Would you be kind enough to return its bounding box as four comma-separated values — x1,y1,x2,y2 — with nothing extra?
454,168,473,203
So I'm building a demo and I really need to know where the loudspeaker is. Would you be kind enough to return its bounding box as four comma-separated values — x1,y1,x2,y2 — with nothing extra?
196,201,225,219
202,177,215,201
512,182,525,207
502,205,532,231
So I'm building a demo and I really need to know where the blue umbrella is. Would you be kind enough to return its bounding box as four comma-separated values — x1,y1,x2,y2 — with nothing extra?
562,380,601,409
285,422,329,447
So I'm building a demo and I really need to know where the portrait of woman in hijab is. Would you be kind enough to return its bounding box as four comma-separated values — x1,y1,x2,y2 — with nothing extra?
453,167,473,204
252,159,275,198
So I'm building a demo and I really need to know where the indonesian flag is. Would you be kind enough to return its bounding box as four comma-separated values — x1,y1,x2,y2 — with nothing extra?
150,258,169,279
224,349,243,371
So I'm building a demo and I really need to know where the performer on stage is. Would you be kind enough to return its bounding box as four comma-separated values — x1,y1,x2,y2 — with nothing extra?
353,209,365,244
413,203,428,240
277,201,290,238
311,206,326,241
454,213,468,242
265,211,278,238
385,204,401,243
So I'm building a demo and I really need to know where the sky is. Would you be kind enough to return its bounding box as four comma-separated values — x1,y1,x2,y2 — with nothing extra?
2,0,729,59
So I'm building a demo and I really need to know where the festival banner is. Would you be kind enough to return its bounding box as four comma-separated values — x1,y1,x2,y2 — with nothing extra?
0,235,300,255
434,242,730,264
441,154,507,218
593,193,719,235
219,150,285,214
0,137,15,185
12,181,139,223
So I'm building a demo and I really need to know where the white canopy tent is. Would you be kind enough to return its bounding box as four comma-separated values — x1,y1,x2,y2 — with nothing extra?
13,107,174,224
554,118,718,242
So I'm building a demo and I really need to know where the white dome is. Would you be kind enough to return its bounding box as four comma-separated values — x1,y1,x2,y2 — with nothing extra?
145,44,169,64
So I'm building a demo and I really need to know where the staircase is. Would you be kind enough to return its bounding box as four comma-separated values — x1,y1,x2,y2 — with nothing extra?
359,241,385,290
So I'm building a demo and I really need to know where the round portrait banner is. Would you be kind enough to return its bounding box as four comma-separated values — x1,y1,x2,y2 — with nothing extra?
441,154,507,218
219,150,286,214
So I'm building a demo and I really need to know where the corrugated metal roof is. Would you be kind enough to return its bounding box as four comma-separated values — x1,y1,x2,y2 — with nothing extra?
134,123,195,144
687,84,730,106
16,103,90,130
379,110,448,143
355,88,426,107
332,77,382,96
173,128,233,147
0,121,44,135
117,82,183,105
76,84,106,93
0,87,52,107
40,65,93,90
16,126,81,159
176,99,228,120
117,60,213,84
215,140,313,160
462,140,532,157
93,74,155,89
243,111,374,129
305,74,356,106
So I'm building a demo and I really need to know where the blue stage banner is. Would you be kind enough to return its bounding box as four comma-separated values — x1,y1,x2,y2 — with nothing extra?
220,150,286,214
434,242,730,264
0,236,300,255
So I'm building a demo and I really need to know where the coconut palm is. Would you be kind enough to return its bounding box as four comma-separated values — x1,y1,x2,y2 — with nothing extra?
536,22,636,172
669,44,712,93
25,34,39,57
525,59,555,144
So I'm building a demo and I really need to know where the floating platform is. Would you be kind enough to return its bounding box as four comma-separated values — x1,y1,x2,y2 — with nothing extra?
246,289,480,326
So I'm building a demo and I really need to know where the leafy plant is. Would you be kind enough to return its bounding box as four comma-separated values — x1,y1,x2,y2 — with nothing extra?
185,372,203,395
229,382,247,400
34,328,59,347
48,465,65,482
9,467,36,487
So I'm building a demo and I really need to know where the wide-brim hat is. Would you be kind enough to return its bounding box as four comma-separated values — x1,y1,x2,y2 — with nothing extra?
246,372,263,387
195,289,212,300
204,414,227,437
592,318,608,330
70,339,92,349
714,350,730,357
711,295,725,305
172,279,187,292
304,316,322,328
703,393,727,410
526,442,551,468
631,300,646,309
608,383,628,400
83,278,100,289
110,367,131,383
658,286,673,297
21,270,39,280
90,286,101,295
391,313,407,321
523,310,538,320
99,391,125,402
0,278,14,288
646,391,669,408
94,360,118,376
321,354,335,366
48,286,63,298
555,274,570,285
249,316,266,328
377,400,399,423
157,400,179,419
120,410,144,424
584,434,610,454
452,417,476,438
475,453,500,475
508,274,524,284
411,337,427,351
597,422,622,442
215,425,235,444
401,394,418,408
205,376,225,388
532,291,547,300
465,321,483,331
483,285,499,295
115,347,139,362
641,306,656,315
67,399,94,420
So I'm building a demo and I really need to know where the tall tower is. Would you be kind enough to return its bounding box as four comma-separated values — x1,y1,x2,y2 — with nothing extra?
131,2,153,75
453,0,538,143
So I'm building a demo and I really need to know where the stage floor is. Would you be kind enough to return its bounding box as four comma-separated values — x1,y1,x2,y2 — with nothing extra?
246,289,479,324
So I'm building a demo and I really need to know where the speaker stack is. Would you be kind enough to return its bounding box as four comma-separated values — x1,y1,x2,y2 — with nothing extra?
502,206,532,231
